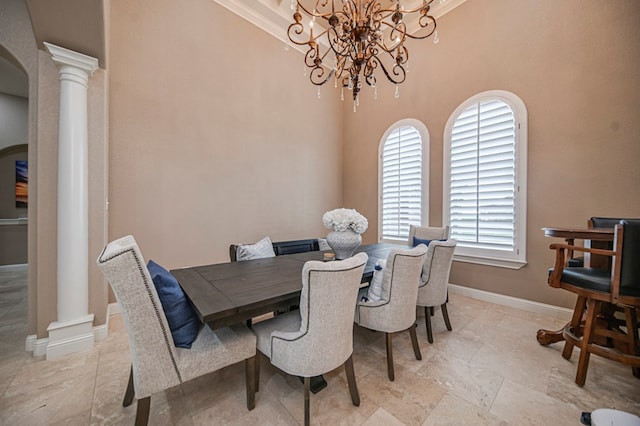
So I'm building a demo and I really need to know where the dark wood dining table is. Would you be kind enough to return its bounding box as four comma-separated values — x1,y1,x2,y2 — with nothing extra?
536,226,615,346
171,242,401,394
171,243,401,331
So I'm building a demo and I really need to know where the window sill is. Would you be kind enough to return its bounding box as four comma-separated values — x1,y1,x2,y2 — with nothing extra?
453,254,527,270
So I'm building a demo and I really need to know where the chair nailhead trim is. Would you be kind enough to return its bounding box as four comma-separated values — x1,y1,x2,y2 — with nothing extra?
99,246,183,384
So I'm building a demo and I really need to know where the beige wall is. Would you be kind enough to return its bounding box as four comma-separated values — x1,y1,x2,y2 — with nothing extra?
0,93,28,150
108,0,344,269
343,0,640,308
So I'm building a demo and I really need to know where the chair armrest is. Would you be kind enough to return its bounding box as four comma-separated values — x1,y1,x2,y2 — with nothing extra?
547,243,616,288
548,243,615,257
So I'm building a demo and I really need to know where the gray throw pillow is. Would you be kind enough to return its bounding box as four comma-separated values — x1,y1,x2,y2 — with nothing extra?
367,259,386,302
236,236,276,261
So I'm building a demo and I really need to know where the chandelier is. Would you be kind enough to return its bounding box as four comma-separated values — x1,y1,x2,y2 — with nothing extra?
287,0,437,106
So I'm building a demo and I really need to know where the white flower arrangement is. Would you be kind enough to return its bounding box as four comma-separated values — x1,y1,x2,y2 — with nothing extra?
322,208,368,234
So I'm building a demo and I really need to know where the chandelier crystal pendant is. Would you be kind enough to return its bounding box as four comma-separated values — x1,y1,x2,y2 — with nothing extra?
287,0,437,104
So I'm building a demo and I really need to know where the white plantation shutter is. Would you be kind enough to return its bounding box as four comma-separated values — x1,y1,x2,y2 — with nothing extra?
444,91,527,268
381,126,422,240
450,100,515,249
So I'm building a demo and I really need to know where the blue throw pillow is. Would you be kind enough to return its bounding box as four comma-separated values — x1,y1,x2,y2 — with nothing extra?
147,260,201,349
412,236,445,247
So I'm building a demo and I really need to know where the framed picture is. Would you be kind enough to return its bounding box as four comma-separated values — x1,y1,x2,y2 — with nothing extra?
15,160,27,208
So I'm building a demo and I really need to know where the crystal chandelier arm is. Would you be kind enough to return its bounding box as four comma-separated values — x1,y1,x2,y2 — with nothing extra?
327,27,352,57
376,22,408,53
287,22,332,49
402,0,437,40
294,0,328,18
395,0,433,14
305,47,335,86
370,54,406,85
404,14,436,39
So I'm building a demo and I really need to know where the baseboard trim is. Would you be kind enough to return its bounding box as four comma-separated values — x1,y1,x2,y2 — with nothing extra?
449,283,573,321
25,314,112,357
33,337,48,357
25,334,36,352
107,302,120,316
94,323,109,341
45,332,95,360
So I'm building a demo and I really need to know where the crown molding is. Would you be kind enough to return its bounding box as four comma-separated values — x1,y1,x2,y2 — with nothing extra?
213,0,467,56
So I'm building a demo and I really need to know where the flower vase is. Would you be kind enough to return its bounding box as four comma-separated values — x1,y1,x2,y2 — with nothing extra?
326,230,362,260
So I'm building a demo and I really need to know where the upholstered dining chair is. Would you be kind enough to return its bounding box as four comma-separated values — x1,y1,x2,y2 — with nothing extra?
547,220,640,386
355,245,428,381
408,224,450,246
251,253,368,426
97,235,257,425
416,239,457,343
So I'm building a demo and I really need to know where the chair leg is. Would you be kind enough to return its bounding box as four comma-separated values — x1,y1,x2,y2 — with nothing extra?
134,396,150,426
245,356,256,410
429,306,435,316
254,352,261,393
441,303,452,331
575,298,598,387
409,323,422,361
563,295,587,360
344,354,360,406
425,307,433,344
385,332,395,381
124,364,150,426
123,365,135,407
304,376,310,426
624,307,640,378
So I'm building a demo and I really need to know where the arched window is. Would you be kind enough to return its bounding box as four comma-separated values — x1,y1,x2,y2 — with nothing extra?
378,119,429,242
443,90,527,269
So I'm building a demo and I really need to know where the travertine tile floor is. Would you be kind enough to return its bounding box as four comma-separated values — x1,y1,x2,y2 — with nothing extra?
1,265,639,425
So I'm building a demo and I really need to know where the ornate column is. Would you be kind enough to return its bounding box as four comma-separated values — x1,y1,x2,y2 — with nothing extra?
44,42,98,359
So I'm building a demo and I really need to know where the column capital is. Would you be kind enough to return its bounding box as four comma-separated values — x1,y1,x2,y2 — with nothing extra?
44,42,99,76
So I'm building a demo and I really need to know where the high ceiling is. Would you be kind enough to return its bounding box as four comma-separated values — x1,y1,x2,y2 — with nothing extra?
0,0,465,98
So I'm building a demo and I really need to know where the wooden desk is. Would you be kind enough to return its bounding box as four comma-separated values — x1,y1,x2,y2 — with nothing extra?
171,243,400,330
537,226,614,346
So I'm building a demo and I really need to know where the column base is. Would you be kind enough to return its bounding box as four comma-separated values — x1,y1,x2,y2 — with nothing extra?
46,314,95,360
